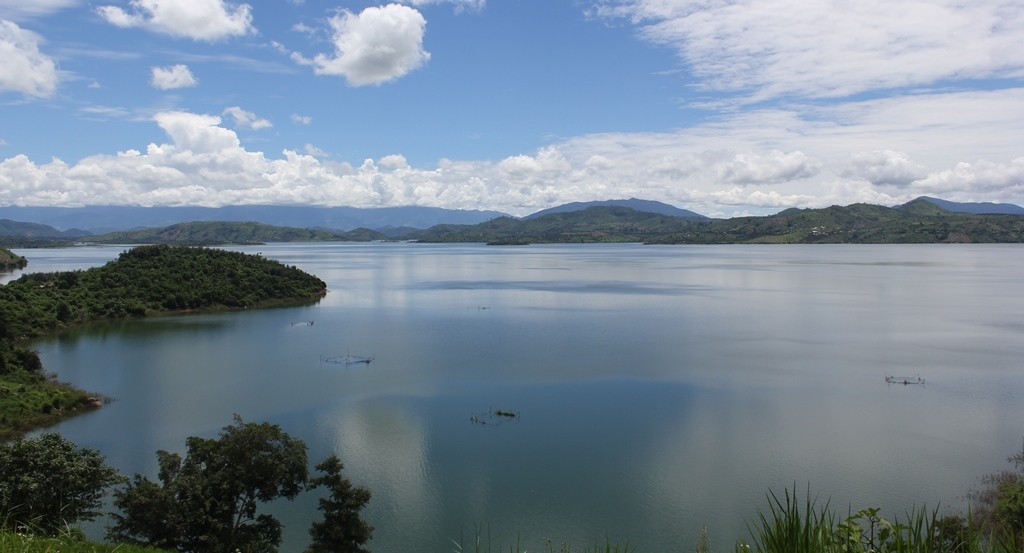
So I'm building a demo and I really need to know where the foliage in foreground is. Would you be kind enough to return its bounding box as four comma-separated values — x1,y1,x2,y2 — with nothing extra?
967,444,1024,549
0,529,171,553
108,416,373,553
307,454,374,553
0,433,124,536
734,485,1019,553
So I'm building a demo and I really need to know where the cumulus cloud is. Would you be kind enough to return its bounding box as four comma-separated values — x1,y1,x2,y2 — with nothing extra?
841,149,929,186
1,87,1023,215
222,106,272,130
596,0,1024,101
718,150,820,185
294,4,429,86
97,0,254,41
911,158,1024,199
150,64,197,89
291,113,312,125
0,19,58,97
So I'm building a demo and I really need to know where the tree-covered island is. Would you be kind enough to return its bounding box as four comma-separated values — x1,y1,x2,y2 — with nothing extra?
0,244,327,439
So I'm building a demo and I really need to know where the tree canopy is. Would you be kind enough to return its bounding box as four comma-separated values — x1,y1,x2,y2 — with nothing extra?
108,416,373,553
109,416,309,553
0,433,124,535
306,454,374,553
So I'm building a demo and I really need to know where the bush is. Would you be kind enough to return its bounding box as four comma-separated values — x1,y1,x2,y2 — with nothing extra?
0,433,124,535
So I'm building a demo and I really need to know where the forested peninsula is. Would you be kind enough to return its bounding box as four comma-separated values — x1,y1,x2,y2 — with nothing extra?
0,248,26,271
0,245,327,439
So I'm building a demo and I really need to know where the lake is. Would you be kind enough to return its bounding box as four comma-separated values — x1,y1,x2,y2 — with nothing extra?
11,243,1024,552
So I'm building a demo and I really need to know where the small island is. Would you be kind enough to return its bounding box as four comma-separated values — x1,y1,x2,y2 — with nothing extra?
0,244,327,439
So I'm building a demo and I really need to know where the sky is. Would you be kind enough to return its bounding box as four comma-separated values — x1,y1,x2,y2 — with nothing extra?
1,0,1023,217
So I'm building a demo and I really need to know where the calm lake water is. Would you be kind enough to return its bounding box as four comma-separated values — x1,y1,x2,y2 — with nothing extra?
10,243,1024,552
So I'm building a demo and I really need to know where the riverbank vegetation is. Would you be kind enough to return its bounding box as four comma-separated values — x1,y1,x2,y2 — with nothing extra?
0,245,328,439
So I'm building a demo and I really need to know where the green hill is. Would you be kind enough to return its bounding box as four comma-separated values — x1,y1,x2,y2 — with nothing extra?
411,203,1024,244
80,220,386,245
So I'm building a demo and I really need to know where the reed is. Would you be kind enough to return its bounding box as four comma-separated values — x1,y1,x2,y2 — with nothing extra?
736,485,1022,553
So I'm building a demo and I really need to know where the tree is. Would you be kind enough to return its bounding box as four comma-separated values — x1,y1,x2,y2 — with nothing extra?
0,433,124,535
967,439,1024,548
108,415,309,553
306,454,373,553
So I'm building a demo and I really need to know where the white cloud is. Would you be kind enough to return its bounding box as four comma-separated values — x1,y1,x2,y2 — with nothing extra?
911,158,1024,199
1,89,1023,215
403,0,484,12
222,106,272,129
97,0,254,41
291,113,311,125
79,105,131,118
718,150,820,185
0,0,78,20
150,64,197,90
303,144,327,157
841,150,929,187
597,0,1024,101
294,4,429,86
0,19,58,97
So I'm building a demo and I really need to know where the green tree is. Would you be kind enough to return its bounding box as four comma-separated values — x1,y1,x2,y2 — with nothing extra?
0,433,124,535
108,415,309,553
967,440,1024,547
306,454,373,553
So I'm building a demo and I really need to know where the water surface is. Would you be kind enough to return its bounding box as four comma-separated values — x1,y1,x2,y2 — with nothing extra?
15,243,1024,551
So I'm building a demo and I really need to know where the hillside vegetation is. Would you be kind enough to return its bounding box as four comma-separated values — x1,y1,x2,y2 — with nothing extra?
80,220,387,245
0,248,27,271
413,200,1024,244
0,245,327,439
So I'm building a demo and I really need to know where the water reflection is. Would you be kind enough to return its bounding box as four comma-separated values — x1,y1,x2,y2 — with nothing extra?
19,243,1024,551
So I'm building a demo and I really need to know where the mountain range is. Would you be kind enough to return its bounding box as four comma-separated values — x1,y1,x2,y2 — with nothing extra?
1,197,1023,245
0,205,508,234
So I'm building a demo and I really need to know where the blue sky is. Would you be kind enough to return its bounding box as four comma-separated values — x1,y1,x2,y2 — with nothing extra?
1,0,1023,217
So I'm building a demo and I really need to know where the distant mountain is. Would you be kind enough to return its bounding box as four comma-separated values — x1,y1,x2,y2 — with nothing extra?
413,202,1024,244
0,205,509,233
526,199,708,220
0,219,88,238
80,221,387,245
901,196,1024,215
414,205,709,244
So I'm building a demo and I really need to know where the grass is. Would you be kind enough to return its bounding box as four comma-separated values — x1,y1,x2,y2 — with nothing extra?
736,485,1021,553
0,530,170,553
